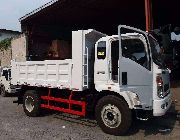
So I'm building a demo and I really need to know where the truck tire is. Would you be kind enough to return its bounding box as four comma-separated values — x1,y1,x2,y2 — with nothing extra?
95,95,132,135
1,85,8,97
23,90,41,117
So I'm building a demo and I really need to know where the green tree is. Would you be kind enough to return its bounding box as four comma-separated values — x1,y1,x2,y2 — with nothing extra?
0,38,12,51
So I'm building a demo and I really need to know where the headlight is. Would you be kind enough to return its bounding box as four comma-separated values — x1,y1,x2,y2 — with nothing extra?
156,74,163,86
157,86,165,98
156,74,165,98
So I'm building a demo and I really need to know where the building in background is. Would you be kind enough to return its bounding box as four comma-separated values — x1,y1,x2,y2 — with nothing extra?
0,29,21,67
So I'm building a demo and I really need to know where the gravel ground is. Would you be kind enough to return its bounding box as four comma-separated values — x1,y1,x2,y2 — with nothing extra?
0,96,179,140
171,80,180,113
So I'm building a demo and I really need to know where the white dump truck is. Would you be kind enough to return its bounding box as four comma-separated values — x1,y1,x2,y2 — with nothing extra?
0,67,20,97
11,25,172,135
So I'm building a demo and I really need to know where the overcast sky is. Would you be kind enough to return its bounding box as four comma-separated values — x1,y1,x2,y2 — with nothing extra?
0,0,52,31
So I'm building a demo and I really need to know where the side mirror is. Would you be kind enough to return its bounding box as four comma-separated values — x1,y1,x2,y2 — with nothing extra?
167,68,171,74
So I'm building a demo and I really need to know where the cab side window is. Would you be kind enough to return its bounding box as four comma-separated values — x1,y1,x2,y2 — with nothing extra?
122,39,148,69
97,41,106,59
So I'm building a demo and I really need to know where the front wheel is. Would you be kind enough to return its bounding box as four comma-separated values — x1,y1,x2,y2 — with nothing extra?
0,85,8,97
95,95,132,135
23,90,42,117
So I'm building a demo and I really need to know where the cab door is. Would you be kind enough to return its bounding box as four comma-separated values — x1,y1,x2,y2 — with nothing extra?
118,25,153,107
109,38,119,83
94,40,110,84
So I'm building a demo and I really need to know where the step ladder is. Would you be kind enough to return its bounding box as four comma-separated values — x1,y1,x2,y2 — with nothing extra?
83,46,89,89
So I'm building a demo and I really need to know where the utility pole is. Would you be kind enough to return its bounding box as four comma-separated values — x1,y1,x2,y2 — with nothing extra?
145,0,153,32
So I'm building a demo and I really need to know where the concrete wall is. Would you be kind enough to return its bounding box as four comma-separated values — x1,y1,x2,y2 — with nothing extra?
11,34,26,62
0,48,11,67
0,34,26,67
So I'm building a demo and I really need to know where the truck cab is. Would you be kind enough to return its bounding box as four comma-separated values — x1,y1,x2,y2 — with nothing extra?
0,67,20,97
94,25,171,117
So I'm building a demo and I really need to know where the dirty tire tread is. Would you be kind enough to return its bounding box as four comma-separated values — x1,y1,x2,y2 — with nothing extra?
23,90,41,117
1,85,8,97
95,95,132,136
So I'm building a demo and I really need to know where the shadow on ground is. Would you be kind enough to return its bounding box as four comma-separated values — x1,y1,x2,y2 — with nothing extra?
41,109,178,137
0,92,19,98
127,113,178,136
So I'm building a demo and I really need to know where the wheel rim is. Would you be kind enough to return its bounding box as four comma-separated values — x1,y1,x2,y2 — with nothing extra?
25,96,35,112
101,104,121,128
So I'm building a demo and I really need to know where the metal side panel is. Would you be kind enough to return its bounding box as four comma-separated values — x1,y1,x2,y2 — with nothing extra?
11,60,72,89
72,30,83,91
72,30,106,91
84,30,106,90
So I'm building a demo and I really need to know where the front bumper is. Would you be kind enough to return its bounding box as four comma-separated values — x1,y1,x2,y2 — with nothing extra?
153,93,172,116
9,89,17,93
7,86,21,94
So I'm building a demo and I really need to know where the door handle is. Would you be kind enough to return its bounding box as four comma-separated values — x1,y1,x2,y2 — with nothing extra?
122,72,127,85
97,71,105,74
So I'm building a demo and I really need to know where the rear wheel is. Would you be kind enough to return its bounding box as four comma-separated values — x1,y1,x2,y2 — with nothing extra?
95,95,132,135
0,85,8,97
23,90,42,117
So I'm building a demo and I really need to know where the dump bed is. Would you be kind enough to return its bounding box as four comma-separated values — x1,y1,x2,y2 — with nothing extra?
11,29,106,91
11,60,72,89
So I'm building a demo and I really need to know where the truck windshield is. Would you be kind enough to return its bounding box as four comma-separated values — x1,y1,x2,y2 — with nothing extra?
148,36,165,68
2,70,9,81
